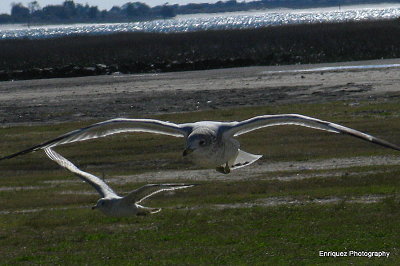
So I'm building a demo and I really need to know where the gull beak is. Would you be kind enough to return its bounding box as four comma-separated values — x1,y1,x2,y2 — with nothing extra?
183,148,194,157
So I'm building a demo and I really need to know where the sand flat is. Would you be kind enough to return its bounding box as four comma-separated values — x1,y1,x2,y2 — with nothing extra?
1,58,400,126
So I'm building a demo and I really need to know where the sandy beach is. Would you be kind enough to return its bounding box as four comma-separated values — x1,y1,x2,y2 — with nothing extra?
1,58,400,126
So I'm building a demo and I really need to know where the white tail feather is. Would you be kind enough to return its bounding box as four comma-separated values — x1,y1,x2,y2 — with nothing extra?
229,149,262,170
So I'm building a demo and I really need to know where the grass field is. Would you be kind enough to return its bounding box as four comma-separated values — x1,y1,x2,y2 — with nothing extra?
1,100,400,264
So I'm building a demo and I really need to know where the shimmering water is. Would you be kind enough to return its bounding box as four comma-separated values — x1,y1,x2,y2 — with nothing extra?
1,4,400,39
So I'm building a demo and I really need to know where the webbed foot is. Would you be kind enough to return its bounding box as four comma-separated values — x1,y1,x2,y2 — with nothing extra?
216,163,230,174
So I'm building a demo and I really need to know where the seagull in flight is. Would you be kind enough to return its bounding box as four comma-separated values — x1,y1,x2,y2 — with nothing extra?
44,147,195,217
1,114,400,174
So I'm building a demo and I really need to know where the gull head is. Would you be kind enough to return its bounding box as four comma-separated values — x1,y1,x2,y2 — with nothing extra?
183,127,218,166
92,198,109,211
184,128,216,155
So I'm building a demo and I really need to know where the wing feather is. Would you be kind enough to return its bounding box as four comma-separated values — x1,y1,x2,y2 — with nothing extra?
123,184,196,203
224,114,400,151
44,147,117,199
1,118,190,160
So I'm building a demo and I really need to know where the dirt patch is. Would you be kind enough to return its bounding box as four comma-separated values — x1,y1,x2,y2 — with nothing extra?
0,194,389,215
0,205,89,215
3,155,397,194
0,185,53,191
1,58,400,126
111,155,400,183
205,194,388,210
14,155,396,188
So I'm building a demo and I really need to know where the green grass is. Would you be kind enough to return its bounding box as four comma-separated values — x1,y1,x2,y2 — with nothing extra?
1,204,399,264
1,99,400,264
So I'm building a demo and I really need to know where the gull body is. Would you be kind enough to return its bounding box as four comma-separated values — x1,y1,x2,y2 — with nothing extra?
2,114,400,174
43,147,195,217
93,197,158,217
184,124,240,170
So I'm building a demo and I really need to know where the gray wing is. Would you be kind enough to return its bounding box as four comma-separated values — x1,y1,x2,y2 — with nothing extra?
123,184,197,203
223,114,400,151
1,118,192,160
44,147,117,199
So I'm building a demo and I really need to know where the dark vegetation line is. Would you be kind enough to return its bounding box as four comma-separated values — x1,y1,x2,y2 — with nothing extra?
0,19,400,81
0,1,175,24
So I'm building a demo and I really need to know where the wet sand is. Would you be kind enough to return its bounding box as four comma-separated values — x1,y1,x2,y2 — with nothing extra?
1,58,400,126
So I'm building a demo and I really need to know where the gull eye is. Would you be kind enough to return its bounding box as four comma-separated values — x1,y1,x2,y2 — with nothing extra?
199,140,206,146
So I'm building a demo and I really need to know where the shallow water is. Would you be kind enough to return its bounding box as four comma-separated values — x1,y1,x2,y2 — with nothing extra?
1,4,400,39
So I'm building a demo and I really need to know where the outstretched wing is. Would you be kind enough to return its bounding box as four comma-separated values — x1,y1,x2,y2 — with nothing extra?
1,118,191,160
223,114,400,151
124,183,197,204
44,147,117,199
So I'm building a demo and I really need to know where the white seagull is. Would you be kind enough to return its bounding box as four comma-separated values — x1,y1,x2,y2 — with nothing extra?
44,147,196,217
1,114,400,174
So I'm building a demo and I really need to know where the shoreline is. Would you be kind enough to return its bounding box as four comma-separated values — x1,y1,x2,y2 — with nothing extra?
2,58,400,127
1,19,400,82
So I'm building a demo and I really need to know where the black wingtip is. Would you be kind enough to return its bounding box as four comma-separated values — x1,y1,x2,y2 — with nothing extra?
0,146,40,161
371,137,400,152
0,151,28,161
340,130,400,152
